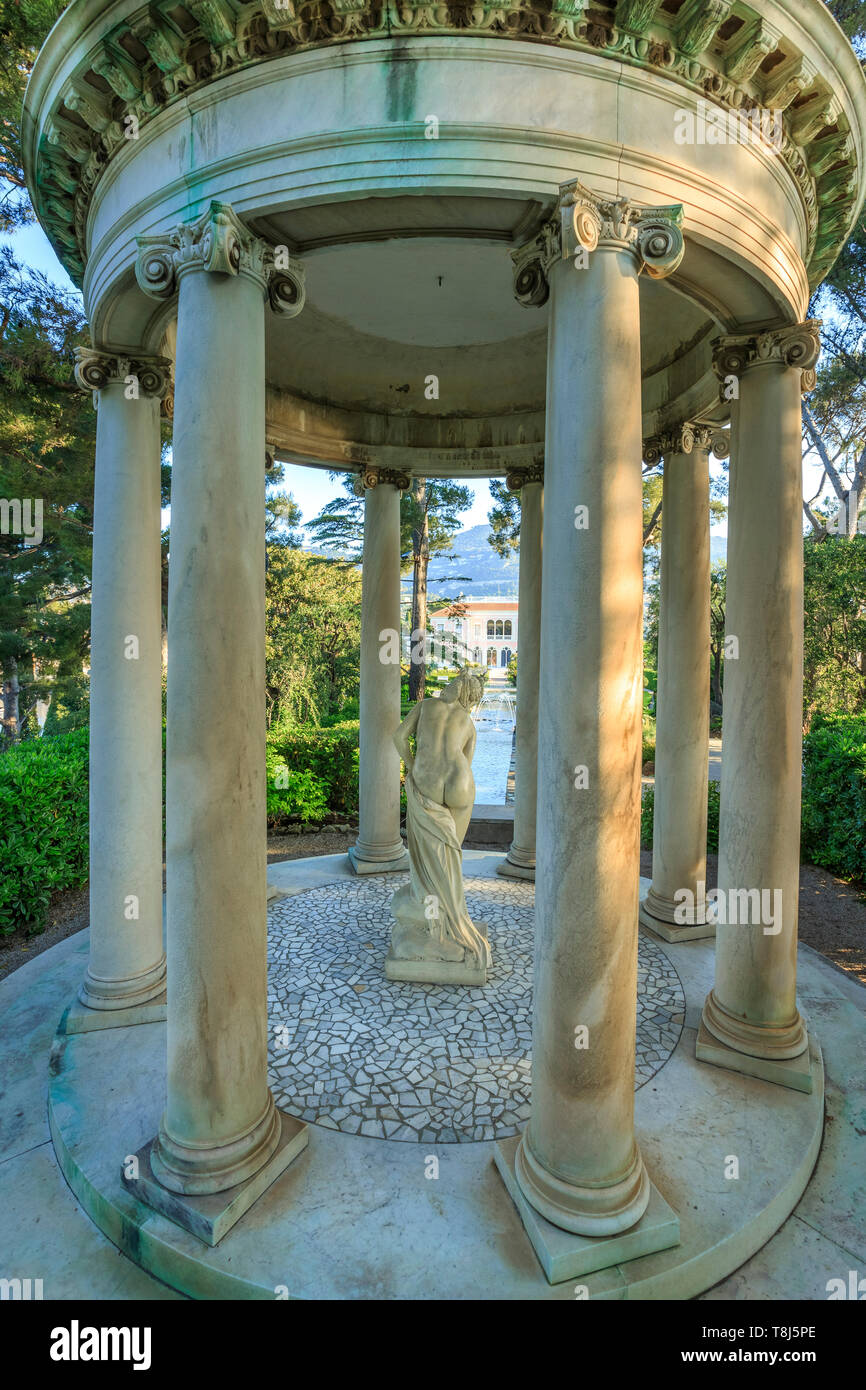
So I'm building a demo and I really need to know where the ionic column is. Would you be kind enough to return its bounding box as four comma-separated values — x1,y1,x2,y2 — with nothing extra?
697,323,821,1093
497,464,543,881
496,181,684,1273
127,204,308,1230
72,348,170,1025
349,467,410,875
639,423,728,943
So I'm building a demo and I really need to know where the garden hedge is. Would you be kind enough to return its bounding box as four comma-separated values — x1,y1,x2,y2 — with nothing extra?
0,728,89,936
801,714,866,882
266,720,360,820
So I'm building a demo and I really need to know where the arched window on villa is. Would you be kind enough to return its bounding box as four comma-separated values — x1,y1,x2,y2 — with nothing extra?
474,647,481,663
501,648,511,667
504,620,512,637
486,647,497,667
495,620,503,637
487,620,494,637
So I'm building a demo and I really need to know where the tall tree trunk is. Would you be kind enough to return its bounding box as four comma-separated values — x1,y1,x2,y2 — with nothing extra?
710,643,723,707
408,478,429,703
2,656,20,742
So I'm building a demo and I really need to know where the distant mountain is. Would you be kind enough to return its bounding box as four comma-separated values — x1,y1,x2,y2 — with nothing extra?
421,524,519,600
306,522,726,598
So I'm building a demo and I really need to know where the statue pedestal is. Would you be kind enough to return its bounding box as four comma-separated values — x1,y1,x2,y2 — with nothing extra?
385,949,488,987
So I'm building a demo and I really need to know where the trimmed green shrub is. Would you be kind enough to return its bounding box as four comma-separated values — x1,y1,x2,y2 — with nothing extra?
265,748,330,826
641,714,656,766
641,780,721,853
266,720,359,818
801,715,866,882
0,729,89,935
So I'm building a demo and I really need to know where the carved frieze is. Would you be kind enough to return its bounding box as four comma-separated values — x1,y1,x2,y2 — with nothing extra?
27,0,862,297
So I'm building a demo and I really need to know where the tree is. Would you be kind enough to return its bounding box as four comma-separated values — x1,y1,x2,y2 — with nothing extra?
709,562,727,710
824,0,866,44
489,462,725,555
0,248,96,740
802,198,866,538
265,547,362,728
307,473,472,702
803,534,866,727
0,1,66,231
265,461,303,548
487,479,520,559
406,476,472,700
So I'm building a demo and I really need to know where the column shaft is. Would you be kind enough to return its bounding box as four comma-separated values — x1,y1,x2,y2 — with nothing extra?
501,478,543,878
517,245,648,1234
155,265,278,1193
83,383,165,1009
701,358,807,1062
350,480,408,871
641,444,711,936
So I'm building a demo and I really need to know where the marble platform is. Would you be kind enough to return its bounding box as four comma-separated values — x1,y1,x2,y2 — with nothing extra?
4,851,861,1299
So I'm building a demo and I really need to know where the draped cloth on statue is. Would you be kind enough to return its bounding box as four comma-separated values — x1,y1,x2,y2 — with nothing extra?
391,774,491,967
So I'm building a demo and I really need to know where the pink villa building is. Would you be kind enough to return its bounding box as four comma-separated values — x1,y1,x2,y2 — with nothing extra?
431,599,518,671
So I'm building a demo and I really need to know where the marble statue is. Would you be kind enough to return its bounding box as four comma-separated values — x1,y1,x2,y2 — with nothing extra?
385,668,492,985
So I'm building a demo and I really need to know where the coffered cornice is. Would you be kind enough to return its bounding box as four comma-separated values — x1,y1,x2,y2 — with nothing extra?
22,0,866,292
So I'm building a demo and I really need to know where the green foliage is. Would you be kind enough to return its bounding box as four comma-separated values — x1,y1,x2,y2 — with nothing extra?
641,780,720,854
265,547,362,728
1,249,96,740
0,727,88,934
487,479,520,558
266,721,360,819
803,534,866,725
265,747,330,827
506,653,517,687
824,0,866,45
641,714,656,766
306,472,472,574
41,670,88,735
0,1,67,231
801,714,866,881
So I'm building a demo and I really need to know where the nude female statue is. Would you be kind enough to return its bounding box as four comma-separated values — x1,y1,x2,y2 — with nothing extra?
385,668,492,985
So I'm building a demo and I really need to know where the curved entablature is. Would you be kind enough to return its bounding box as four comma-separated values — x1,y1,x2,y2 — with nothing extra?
21,0,866,291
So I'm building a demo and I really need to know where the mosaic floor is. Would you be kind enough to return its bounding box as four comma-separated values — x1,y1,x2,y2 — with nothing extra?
267,873,685,1144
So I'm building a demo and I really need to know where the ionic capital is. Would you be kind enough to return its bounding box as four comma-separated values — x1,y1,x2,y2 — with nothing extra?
135,201,305,317
505,463,544,492
513,179,685,307
712,320,821,394
352,466,411,494
643,423,730,465
74,346,172,399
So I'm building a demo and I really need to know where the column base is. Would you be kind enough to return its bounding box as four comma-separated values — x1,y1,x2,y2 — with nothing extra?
77,954,167,1014
347,844,409,876
496,847,535,882
701,987,809,1059
638,900,715,943
65,990,166,1034
696,1019,815,1094
495,1135,679,1285
513,1129,651,1237
122,1110,308,1247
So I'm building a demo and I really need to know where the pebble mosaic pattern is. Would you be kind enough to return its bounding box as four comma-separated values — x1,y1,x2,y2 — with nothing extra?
267,873,684,1143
